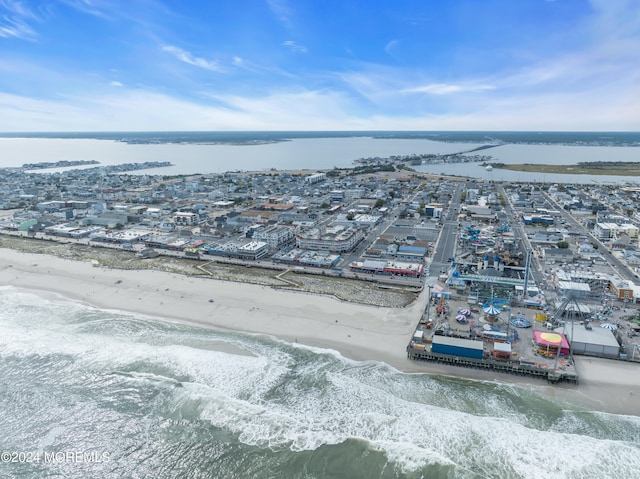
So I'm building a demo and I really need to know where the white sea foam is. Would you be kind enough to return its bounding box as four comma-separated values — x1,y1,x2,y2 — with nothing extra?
169,355,640,476
2,289,640,477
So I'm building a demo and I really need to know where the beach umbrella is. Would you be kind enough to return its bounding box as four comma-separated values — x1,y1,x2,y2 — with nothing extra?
455,314,466,323
601,323,617,331
460,309,470,316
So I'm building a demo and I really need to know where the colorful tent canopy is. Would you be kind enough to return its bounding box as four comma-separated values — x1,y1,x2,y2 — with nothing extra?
484,305,501,315
533,331,570,356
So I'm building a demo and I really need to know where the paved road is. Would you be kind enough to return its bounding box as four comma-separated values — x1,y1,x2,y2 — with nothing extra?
496,184,545,288
541,190,639,285
430,183,463,275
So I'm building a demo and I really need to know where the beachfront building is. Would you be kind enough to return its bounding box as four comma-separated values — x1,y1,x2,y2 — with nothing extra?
252,225,295,251
349,259,424,277
561,324,621,358
45,224,102,238
271,249,341,268
296,225,364,253
90,228,152,244
206,240,269,260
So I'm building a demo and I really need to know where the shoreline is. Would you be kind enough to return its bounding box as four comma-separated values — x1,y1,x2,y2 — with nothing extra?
2,248,640,416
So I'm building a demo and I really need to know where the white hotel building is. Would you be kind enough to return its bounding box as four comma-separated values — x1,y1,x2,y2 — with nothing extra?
253,225,295,250
296,225,364,253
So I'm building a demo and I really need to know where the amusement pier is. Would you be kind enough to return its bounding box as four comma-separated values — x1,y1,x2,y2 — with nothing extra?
407,182,640,384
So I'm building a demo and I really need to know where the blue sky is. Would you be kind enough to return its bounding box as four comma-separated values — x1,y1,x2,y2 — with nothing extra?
0,0,638,131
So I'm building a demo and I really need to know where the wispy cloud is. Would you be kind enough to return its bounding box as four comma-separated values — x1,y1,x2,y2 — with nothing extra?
266,0,293,29
0,0,38,40
161,45,224,72
384,39,399,56
58,0,110,18
1,0,639,132
282,40,307,53
405,83,495,95
339,69,495,105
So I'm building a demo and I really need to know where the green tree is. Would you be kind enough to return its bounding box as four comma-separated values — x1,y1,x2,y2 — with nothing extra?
557,241,569,249
375,199,385,208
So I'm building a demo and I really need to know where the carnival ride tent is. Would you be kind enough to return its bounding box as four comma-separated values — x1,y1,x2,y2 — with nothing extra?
533,331,570,357
483,304,501,323
483,304,501,315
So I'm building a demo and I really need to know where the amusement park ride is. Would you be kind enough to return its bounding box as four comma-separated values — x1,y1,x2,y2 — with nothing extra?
422,291,448,330
436,295,446,315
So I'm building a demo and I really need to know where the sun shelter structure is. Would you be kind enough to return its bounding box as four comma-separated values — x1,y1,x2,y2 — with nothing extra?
533,331,570,357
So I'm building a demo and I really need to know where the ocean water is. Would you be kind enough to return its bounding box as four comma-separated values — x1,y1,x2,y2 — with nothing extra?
2,287,640,478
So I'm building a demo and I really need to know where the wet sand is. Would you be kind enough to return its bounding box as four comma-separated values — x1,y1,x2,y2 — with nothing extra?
1,248,639,415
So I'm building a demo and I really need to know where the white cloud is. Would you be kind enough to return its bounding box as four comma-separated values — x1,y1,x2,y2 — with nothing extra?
282,40,307,53
0,0,36,19
0,82,638,132
266,0,293,29
384,39,399,56
0,16,35,39
58,0,111,18
161,45,224,72
0,0,38,40
109,81,123,87
405,83,495,95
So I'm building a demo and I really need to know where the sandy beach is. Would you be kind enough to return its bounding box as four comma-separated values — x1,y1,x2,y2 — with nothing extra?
2,247,640,416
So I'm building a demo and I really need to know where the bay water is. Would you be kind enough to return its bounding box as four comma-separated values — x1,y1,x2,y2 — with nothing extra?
2,132,640,477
